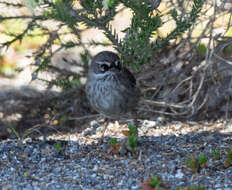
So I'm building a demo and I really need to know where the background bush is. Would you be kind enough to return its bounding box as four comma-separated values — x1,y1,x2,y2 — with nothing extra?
1,0,232,121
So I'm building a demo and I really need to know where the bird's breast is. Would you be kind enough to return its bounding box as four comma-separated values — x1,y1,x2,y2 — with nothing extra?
86,77,135,118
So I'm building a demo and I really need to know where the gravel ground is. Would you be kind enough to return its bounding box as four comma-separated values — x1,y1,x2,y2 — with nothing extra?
0,120,232,190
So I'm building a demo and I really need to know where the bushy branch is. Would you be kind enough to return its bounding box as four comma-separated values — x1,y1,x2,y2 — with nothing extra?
0,0,204,88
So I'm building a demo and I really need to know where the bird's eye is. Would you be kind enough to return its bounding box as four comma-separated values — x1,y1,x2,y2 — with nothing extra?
99,64,109,72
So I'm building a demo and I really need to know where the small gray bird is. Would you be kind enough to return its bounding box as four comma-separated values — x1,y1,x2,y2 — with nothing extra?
85,51,139,121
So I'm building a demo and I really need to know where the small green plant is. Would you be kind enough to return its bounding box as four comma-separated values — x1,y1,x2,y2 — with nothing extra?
108,138,120,154
175,184,205,190
23,129,34,139
55,142,62,153
188,186,195,190
227,148,232,159
188,184,205,190
186,153,208,173
122,125,139,153
8,126,33,140
8,125,21,139
140,174,162,190
199,185,205,190
141,174,170,190
128,135,138,152
109,138,118,146
185,154,199,173
187,185,202,190
128,125,138,152
128,125,137,136
197,154,208,168
148,174,161,187
224,148,232,168
212,149,220,160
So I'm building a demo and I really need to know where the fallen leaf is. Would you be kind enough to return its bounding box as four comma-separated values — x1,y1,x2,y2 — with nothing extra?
122,130,130,136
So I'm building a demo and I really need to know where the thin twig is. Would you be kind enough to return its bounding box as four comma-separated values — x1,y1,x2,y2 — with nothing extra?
69,114,101,120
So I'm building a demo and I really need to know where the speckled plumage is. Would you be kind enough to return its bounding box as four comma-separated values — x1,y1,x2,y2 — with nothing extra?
85,51,139,119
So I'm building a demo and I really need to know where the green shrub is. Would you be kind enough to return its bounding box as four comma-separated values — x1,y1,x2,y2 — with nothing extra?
0,0,204,88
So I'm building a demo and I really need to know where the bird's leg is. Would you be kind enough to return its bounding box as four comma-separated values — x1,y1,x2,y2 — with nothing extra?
98,118,109,144
132,110,139,136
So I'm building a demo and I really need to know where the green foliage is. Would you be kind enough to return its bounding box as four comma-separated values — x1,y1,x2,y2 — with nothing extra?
212,149,220,160
59,115,69,125
185,154,208,173
153,0,203,49
126,125,138,152
227,149,232,159
141,174,166,190
0,61,15,76
225,26,232,37
197,43,207,55
199,185,205,190
224,148,232,168
54,77,81,89
148,174,161,187
109,138,118,146
186,155,198,173
189,184,205,190
197,154,207,166
8,125,21,139
80,51,91,66
45,0,76,27
55,142,62,152
188,186,195,190
128,135,138,152
175,184,205,190
223,44,232,54
0,0,204,87
119,0,162,67
128,125,137,136
23,0,38,14
186,153,208,173
103,0,117,9
8,125,33,140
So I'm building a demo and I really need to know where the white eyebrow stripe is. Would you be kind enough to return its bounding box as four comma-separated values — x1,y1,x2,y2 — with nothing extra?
95,61,111,67
114,60,119,66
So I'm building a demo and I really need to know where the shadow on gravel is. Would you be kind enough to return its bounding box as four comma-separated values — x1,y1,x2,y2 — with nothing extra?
0,85,92,140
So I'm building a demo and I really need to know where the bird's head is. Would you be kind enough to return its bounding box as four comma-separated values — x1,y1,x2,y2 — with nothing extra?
89,51,121,76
